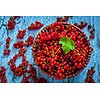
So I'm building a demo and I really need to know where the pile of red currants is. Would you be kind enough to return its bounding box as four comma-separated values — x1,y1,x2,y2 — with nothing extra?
32,22,93,80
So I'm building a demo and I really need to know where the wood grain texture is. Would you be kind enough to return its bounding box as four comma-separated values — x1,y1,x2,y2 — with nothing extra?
0,16,99,83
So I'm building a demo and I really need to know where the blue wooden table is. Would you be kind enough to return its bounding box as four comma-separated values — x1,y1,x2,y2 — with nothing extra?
0,16,99,83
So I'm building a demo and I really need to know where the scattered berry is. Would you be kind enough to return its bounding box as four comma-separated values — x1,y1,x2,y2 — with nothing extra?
13,41,24,49
17,30,26,39
25,36,34,47
28,21,43,30
85,66,95,83
0,66,7,83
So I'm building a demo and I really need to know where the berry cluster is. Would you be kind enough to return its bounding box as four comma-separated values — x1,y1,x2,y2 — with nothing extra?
88,24,95,39
33,77,47,83
8,16,20,30
25,36,34,47
32,22,93,80
4,37,11,55
21,75,30,83
37,77,47,83
21,74,47,83
74,21,87,29
13,35,34,49
57,16,72,22
85,66,95,83
8,47,28,76
28,21,43,30
74,22,95,39
21,63,47,83
0,66,7,83
17,30,26,39
20,64,47,83
13,40,24,49
8,18,16,30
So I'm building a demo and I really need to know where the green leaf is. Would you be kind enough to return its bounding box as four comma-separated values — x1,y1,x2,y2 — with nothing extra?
59,37,75,54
